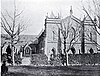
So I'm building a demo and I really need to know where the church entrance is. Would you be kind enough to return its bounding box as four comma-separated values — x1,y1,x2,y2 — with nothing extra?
24,46,31,57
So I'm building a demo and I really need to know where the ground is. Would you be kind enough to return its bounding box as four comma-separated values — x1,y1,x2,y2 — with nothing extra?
6,65,100,76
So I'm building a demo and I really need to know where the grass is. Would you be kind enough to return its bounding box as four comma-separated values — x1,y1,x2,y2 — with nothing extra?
7,65,100,76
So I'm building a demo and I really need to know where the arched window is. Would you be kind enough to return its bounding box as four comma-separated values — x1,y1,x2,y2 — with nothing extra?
69,32,73,39
52,30,56,40
90,33,92,41
69,27,75,39
25,47,30,53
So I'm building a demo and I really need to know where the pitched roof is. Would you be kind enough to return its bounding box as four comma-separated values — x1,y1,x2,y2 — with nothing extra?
1,34,37,46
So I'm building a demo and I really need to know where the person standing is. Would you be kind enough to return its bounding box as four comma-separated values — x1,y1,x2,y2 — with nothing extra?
6,45,12,55
1,61,8,75
6,45,12,64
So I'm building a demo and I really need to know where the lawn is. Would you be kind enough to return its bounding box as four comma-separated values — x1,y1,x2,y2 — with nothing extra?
7,65,100,76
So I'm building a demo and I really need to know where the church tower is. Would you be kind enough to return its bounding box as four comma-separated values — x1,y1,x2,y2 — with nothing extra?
44,12,61,60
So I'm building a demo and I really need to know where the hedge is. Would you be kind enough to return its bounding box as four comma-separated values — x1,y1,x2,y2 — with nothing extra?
68,53,100,65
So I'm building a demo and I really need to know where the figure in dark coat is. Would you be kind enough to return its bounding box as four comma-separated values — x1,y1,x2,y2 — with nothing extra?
6,45,12,64
6,45,12,55
1,61,8,75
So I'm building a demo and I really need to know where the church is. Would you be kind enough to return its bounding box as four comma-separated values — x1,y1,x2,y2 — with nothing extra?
21,7,98,61
43,7,97,61
1,7,98,65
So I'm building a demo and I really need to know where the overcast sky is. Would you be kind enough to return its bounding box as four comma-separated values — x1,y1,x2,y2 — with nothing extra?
1,0,92,35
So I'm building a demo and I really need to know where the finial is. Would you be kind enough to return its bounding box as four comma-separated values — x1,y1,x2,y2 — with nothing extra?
70,6,73,15
50,11,55,18
46,13,48,18
58,13,60,18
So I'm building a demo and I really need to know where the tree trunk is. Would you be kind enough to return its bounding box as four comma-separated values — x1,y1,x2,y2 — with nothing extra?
11,37,15,65
81,22,85,54
64,37,67,66
66,52,69,66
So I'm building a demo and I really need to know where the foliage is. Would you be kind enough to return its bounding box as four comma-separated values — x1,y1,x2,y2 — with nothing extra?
1,1,28,65
31,54,48,66
49,54,62,66
14,53,22,65
2,53,13,64
82,0,100,35
7,55,13,64
2,53,7,62
68,53,100,65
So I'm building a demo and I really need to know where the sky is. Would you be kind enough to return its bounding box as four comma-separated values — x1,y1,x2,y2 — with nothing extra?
1,0,88,35
1,0,100,47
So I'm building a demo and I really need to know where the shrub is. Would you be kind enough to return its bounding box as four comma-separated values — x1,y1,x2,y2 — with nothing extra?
68,53,100,65
31,54,48,66
14,53,22,65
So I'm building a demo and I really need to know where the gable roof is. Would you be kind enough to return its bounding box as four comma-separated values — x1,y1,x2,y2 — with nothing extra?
1,34,37,46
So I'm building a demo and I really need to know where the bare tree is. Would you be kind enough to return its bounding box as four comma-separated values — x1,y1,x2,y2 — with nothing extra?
1,42,7,53
49,14,80,66
79,0,100,51
49,11,81,66
82,0,100,35
1,2,27,65
85,30,100,49
72,13,94,54
60,18,81,66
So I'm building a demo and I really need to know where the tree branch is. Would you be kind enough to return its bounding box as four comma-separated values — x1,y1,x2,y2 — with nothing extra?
15,10,23,18
1,18,12,36
83,6,100,35
1,13,12,32
5,10,13,20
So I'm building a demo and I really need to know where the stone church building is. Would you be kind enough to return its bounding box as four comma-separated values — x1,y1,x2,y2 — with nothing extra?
1,8,98,64
43,8,97,60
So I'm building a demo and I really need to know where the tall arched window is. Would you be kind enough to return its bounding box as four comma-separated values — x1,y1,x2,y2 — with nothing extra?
52,30,56,41
90,33,92,41
69,27,75,39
